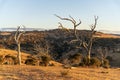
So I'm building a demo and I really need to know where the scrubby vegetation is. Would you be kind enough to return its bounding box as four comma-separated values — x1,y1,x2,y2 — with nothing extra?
0,16,119,67
40,55,51,66
0,55,17,65
25,56,39,66
0,29,119,67
0,29,119,80
60,70,69,77
102,59,110,68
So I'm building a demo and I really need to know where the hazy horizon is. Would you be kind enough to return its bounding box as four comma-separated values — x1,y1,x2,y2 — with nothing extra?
0,0,120,31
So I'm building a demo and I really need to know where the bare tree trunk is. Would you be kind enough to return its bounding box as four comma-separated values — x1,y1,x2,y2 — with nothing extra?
55,14,81,36
87,35,93,63
17,43,21,65
74,26,76,36
97,47,108,66
87,51,90,63
55,15,98,65
82,16,98,64
14,26,25,65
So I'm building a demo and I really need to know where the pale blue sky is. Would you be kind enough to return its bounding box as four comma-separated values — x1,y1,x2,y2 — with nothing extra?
0,0,120,31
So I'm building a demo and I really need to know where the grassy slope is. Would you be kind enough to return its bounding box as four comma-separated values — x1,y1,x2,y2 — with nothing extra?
0,65,120,80
95,32,120,38
0,48,30,64
0,48,119,80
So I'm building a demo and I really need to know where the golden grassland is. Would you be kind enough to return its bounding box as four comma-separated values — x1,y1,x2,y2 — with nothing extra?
94,32,120,38
0,48,119,80
0,64,120,80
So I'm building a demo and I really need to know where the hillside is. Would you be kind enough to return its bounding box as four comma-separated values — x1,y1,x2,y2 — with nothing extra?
0,30,119,80
0,65,120,80
0,29,120,67
0,48,119,80
0,48,31,64
94,32,120,38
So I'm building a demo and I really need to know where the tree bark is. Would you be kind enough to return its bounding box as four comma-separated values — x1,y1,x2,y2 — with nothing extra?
74,26,76,36
17,43,21,65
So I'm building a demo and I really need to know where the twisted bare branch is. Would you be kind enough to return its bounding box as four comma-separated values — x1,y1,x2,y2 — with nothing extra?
14,25,25,43
14,25,25,65
55,14,81,35
90,16,98,32
58,22,70,32
82,16,98,63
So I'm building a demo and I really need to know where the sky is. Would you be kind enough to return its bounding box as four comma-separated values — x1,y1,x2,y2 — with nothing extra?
0,0,120,31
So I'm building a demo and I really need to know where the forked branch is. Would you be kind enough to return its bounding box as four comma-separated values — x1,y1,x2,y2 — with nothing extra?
58,22,70,32
55,14,81,35
14,25,25,65
82,16,99,63
14,25,25,44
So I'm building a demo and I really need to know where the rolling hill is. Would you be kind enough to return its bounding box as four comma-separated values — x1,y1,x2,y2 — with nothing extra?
0,48,119,80
0,29,120,67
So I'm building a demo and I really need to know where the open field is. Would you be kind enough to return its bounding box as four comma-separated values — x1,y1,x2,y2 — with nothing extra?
94,32,120,38
0,65,119,80
0,48,119,80
0,31,120,80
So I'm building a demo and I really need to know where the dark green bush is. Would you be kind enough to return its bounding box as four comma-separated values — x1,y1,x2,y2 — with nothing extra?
25,57,38,65
82,56,89,66
69,53,82,60
68,53,83,66
79,62,86,67
106,56,113,62
80,57,101,67
40,55,51,66
102,59,110,68
90,57,101,67
2,55,17,65
6,55,18,65
25,54,51,66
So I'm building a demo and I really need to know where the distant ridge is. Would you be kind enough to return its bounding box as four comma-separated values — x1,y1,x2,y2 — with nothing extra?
99,30,120,35
0,28,45,31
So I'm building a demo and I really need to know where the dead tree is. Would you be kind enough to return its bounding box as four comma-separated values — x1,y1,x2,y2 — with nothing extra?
55,15,98,64
55,15,82,46
34,40,49,55
97,47,108,65
58,22,70,32
14,26,25,65
82,16,98,63
55,14,81,36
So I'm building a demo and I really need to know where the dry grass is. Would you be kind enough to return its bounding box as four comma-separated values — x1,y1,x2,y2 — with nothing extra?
0,65,119,80
0,48,30,57
0,48,119,80
95,32,120,38
0,48,31,63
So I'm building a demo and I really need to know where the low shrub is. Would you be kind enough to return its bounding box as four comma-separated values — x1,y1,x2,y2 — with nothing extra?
79,62,86,67
90,57,101,67
102,59,110,68
40,55,51,66
106,56,113,62
60,70,69,77
82,56,89,66
69,53,82,60
6,55,18,65
2,55,17,65
25,57,38,65
80,57,101,67
68,53,83,66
